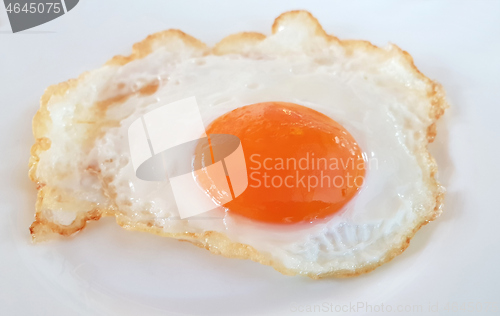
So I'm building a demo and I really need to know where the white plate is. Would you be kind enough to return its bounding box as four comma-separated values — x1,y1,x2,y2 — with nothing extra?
1,1,499,315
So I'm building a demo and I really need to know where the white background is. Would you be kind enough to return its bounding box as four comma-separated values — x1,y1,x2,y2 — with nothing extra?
1,1,499,315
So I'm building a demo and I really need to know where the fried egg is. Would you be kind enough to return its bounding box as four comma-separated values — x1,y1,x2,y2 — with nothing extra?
29,11,447,278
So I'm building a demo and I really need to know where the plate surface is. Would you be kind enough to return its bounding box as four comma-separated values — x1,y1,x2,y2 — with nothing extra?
1,1,499,315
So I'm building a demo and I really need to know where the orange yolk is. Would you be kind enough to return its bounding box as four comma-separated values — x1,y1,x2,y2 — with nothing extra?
195,102,365,224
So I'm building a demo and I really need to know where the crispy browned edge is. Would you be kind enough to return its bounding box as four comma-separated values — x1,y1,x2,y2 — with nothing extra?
29,10,448,278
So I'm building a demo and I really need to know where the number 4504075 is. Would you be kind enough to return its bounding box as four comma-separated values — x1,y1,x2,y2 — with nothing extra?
443,302,498,313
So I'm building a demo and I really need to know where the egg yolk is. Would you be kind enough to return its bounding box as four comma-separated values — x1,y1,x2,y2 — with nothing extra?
195,102,365,224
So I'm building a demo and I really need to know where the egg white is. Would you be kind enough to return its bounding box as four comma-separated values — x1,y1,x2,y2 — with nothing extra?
32,11,446,277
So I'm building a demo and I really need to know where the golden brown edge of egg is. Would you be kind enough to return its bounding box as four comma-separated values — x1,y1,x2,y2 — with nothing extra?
28,10,449,278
